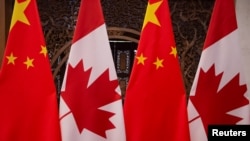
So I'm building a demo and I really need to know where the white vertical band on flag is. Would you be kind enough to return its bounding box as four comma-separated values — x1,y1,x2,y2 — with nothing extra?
61,24,118,90
190,30,248,95
60,99,125,141
188,21,250,141
59,23,126,141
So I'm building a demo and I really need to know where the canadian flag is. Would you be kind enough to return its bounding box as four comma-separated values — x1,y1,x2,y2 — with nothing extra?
188,0,250,141
59,0,126,141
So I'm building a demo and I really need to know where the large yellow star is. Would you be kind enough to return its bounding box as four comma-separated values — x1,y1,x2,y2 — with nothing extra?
153,57,164,69
136,53,147,65
10,0,31,31
6,52,17,65
40,45,48,57
142,0,162,29
170,46,177,58
24,57,34,69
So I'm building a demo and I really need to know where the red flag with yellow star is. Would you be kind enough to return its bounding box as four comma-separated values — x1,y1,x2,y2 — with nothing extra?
123,0,190,141
0,0,61,140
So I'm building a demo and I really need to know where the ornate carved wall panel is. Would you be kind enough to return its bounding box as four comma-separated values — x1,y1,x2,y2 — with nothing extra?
37,0,80,96
37,0,215,99
101,0,147,30
169,0,215,94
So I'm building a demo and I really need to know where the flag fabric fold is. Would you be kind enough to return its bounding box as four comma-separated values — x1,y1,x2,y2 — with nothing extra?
123,0,190,141
0,0,61,140
187,0,250,140
59,0,126,141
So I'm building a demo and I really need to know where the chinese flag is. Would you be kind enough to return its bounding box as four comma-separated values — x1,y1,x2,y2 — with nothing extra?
59,0,126,141
187,0,250,141
0,0,61,141
123,0,190,141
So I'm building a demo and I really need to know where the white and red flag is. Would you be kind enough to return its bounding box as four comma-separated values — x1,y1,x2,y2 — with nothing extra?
59,0,126,141
188,0,250,140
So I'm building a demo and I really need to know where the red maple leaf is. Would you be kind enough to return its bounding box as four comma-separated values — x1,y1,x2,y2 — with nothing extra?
190,64,249,135
61,60,121,138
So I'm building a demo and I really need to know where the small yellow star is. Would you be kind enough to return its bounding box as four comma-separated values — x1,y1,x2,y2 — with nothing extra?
136,53,147,65
40,45,48,57
153,57,164,69
142,0,162,29
6,52,17,65
170,46,177,58
24,57,34,69
10,0,31,31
